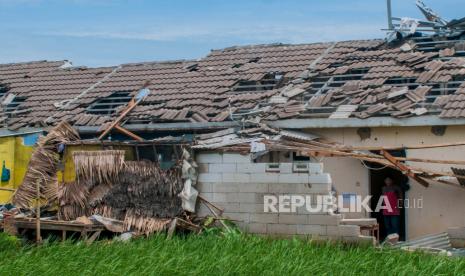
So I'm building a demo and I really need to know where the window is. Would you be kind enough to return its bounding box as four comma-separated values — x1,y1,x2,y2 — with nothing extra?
292,152,310,161
87,91,132,115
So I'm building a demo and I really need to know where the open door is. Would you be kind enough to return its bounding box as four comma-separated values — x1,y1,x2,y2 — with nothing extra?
369,150,409,241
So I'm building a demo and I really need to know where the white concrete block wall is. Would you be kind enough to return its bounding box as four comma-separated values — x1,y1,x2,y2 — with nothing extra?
195,152,370,242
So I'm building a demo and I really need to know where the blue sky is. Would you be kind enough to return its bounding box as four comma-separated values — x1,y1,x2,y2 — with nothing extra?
0,0,462,67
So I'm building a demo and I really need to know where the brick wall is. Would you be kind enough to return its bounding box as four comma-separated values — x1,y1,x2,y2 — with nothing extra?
195,152,373,243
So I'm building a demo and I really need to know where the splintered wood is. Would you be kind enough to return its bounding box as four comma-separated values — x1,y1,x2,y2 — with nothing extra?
13,121,80,209
261,139,465,187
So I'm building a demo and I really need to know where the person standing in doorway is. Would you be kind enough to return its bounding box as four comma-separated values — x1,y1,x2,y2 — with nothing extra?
382,177,402,236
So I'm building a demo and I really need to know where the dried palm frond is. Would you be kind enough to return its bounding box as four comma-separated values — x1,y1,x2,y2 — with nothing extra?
92,205,116,219
58,205,90,221
73,150,125,185
43,180,59,203
57,181,90,220
103,161,184,218
58,155,184,235
87,183,112,207
123,209,171,235
13,121,79,208
58,182,89,209
123,161,183,197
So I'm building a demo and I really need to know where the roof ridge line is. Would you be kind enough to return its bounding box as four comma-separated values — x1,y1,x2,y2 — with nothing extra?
210,39,383,53
0,60,68,67
121,59,198,67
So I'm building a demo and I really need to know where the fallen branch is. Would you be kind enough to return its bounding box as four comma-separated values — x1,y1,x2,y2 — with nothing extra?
201,200,230,231
198,194,224,215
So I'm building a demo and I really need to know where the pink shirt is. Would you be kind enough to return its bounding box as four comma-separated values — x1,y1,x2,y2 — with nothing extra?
383,190,400,216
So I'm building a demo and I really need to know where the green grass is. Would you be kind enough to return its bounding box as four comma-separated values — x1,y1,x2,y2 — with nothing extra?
0,232,464,276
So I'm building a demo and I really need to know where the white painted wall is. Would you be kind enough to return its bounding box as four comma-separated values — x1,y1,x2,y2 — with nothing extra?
195,152,373,243
309,125,465,239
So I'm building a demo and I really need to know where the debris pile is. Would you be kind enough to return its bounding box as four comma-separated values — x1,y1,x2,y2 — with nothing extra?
12,121,79,208
58,151,185,235
2,123,229,241
194,126,465,189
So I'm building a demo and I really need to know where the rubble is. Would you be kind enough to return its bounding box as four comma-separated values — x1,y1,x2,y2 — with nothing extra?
1,123,232,241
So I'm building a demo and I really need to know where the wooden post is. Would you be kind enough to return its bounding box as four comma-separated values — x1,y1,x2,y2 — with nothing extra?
135,145,140,161
36,179,42,244
152,144,158,162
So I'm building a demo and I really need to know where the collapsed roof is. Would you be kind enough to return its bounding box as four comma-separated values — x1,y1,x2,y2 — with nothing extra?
1,22,465,131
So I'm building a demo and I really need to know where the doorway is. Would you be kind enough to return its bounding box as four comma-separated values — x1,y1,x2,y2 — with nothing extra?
368,150,409,241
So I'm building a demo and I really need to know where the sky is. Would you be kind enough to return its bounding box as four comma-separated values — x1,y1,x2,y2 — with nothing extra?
0,0,462,67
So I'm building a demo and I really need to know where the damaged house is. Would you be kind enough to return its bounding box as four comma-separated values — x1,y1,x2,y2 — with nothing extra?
1,1,465,246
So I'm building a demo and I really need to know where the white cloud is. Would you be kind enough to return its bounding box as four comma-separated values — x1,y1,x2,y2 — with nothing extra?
40,22,384,44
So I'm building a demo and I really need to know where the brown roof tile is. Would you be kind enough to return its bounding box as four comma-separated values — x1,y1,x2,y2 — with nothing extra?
3,37,465,127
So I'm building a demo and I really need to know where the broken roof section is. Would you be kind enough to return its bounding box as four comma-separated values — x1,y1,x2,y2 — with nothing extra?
265,38,465,121
0,43,333,130
1,29,465,130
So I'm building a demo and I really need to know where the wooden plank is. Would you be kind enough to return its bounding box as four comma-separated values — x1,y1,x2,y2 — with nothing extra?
278,140,465,165
346,141,465,151
114,124,144,141
13,219,105,232
86,231,101,244
393,156,465,165
98,98,137,140
264,140,465,180
381,150,430,187
167,218,177,239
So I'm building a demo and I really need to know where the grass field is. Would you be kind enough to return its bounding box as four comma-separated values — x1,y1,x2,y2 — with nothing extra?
0,232,464,275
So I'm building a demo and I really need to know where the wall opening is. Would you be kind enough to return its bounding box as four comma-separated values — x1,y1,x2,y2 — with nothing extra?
368,150,409,241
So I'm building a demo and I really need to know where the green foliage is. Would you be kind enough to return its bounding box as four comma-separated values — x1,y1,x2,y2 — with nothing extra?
0,232,463,275
0,232,21,252
201,218,242,239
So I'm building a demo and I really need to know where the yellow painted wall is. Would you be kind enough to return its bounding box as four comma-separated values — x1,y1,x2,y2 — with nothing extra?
14,136,35,186
0,137,16,203
0,136,136,203
0,135,36,203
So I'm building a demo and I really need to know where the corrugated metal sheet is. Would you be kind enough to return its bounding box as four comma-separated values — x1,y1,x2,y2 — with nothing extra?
398,232,452,250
